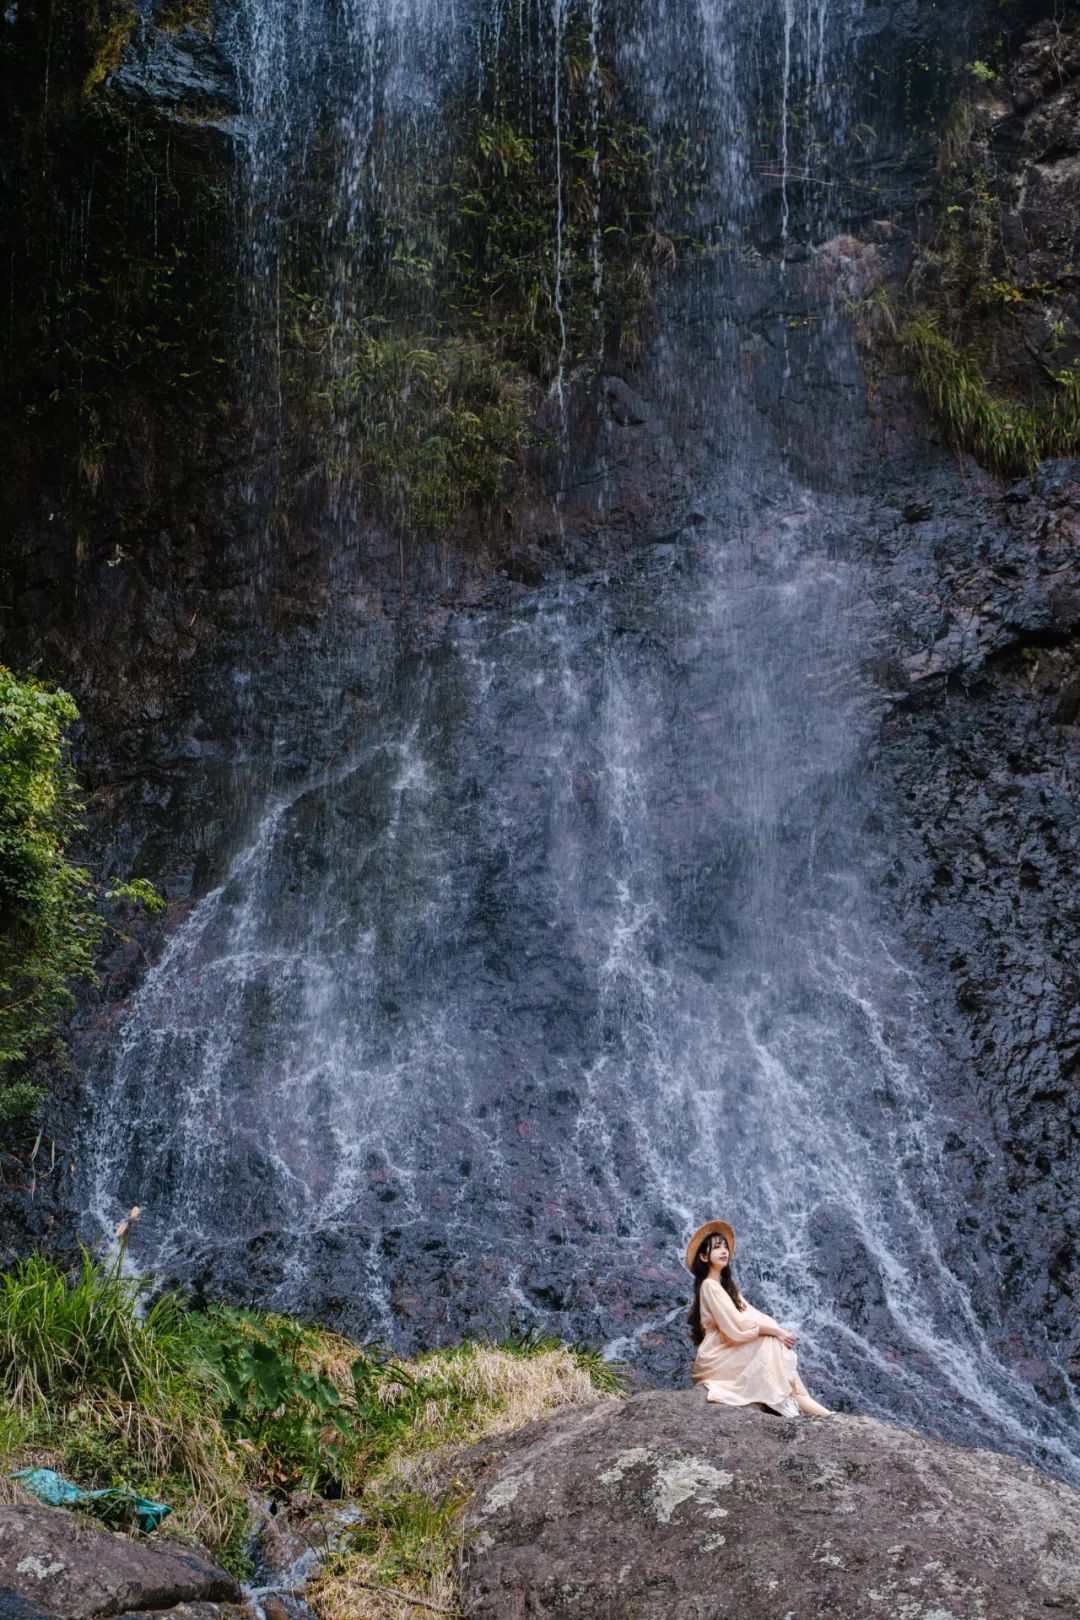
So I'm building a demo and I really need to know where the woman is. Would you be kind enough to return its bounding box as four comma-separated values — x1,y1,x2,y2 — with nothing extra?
686,1219,831,1417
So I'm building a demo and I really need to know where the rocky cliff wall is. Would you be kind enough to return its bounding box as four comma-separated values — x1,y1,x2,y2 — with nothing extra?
0,0,1077,1472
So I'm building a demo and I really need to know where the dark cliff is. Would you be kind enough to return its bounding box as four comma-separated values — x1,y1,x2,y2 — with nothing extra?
0,0,1077,1482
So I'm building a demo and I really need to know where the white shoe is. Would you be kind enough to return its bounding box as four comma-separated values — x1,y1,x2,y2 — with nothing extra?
767,1396,802,1418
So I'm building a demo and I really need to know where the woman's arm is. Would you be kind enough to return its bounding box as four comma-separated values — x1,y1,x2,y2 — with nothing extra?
701,1280,762,1344
701,1282,797,1348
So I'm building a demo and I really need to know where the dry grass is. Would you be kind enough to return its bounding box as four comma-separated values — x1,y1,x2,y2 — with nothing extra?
307,1342,620,1620
403,1340,608,1442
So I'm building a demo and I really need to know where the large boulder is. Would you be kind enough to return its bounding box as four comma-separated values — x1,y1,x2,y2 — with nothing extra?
0,1502,240,1619
461,1390,1080,1618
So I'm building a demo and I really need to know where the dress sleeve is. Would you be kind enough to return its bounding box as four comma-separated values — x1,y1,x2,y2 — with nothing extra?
701,1279,760,1344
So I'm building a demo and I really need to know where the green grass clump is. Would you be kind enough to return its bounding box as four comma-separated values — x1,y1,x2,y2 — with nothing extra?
901,314,1080,477
0,1251,248,1557
0,1251,189,1405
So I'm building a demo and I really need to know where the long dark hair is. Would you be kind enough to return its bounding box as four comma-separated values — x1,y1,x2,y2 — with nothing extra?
688,1235,746,1346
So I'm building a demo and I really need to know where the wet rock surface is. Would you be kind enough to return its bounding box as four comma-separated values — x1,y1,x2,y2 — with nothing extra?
0,1502,239,1619
0,0,1078,1489
460,1389,1080,1619
110,4,241,136
906,10,1080,402
866,457,1080,1391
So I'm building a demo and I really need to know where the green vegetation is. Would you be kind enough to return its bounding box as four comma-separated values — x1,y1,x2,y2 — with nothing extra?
865,60,1080,477
295,317,533,539
277,0,691,537
900,314,1080,478
309,1333,622,1618
0,1250,622,1606
0,1251,247,1555
0,666,163,1124
966,58,1001,88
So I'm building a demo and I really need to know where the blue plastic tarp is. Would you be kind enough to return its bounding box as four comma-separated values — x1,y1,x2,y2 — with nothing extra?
12,1468,171,1532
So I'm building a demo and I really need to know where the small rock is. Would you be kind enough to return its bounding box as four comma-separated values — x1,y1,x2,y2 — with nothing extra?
602,376,648,426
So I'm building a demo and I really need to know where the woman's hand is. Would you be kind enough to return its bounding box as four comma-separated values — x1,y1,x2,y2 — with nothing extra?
762,1323,798,1348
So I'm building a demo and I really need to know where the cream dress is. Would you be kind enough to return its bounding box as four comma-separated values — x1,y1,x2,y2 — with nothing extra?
691,1278,809,1408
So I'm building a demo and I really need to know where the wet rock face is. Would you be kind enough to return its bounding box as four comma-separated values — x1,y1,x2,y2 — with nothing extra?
460,1389,1080,1618
914,10,1080,400
872,459,1080,1388
110,10,241,139
0,0,1078,1482
0,1501,239,1619
998,21,1080,373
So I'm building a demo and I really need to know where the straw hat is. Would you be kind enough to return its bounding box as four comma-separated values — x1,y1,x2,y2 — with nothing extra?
684,1219,735,1273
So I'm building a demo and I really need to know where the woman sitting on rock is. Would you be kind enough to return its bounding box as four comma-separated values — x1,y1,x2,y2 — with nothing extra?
686,1219,831,1417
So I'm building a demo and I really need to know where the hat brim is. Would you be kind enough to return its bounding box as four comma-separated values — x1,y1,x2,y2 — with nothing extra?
684,1220,736,1273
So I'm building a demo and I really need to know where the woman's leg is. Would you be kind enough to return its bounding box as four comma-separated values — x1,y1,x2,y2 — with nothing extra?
791,1371,831,1416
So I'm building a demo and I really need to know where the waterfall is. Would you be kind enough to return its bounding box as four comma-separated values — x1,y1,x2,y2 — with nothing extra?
76,0,1080,1484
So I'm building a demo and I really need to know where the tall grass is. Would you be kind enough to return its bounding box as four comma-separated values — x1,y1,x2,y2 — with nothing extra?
0,1251,188,1406
900,315,1080,476
0,1250,247,1554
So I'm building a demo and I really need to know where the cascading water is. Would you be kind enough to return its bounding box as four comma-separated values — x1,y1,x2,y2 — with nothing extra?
77,0,1080,1484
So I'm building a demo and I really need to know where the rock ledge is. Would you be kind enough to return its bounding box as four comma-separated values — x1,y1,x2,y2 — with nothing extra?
0,1502,239,1620
461,1390,1080,1619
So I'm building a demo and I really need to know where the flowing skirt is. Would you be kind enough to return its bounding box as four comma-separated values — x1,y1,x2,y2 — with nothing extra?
691,1308,808,1409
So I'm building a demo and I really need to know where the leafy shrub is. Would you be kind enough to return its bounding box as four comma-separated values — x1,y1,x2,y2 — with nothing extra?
0,672,96,1111
0,665,163,1121
193,1307,387,1494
